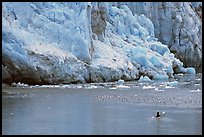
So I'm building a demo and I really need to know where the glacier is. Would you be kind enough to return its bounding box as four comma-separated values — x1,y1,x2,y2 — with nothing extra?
110,2,202,72
2,2,200,85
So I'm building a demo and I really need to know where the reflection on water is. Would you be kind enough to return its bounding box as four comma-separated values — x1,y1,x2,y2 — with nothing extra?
2,74,202,135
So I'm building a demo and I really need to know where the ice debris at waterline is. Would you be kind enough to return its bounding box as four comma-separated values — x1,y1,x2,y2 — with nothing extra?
167,81,178,87
110,2,202,72
139,76,151,82
117,79,125,85
2,2,197,85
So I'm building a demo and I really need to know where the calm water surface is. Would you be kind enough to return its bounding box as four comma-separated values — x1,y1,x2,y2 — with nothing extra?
2,74,202,135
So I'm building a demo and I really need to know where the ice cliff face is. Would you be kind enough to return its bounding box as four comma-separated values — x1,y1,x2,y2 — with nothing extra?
110,2,202,72
2,2,198,85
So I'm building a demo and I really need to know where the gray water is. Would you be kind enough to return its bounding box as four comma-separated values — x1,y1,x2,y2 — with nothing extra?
2,74,202,135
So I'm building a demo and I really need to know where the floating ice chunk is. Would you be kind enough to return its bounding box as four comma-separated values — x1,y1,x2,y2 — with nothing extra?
142,85,155,89
75,85,83,89
85,85,98,89
110,87,117,89
177,73,184,76
164,85,174,89
153,73,168,80
167,81,178,86
194,84,200,86
189,89,201,92
117,79,125,85
139,76,151,82
116,85,130,88
12,82,29,87
185,67,196,75
195,78,201,81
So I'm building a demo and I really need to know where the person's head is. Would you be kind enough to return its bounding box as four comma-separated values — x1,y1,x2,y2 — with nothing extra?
156,112,160,117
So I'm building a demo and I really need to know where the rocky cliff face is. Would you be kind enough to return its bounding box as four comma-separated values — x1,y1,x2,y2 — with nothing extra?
110,2,202,72
2,2,198,85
